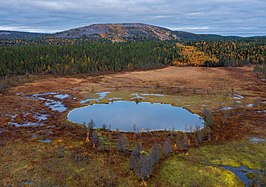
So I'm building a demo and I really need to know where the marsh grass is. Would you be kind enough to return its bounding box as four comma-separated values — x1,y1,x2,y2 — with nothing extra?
156,139,266,186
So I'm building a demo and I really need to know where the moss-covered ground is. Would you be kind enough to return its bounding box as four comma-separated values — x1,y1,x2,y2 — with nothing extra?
156,140,266,186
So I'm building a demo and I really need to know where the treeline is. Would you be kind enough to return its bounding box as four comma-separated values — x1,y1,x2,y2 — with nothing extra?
189,40,265,66
0,37,107,46
254,50,266,79
0,42,180,78
1,40,265,78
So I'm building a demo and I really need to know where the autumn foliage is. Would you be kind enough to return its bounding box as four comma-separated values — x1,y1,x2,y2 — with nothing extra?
173,43,219,66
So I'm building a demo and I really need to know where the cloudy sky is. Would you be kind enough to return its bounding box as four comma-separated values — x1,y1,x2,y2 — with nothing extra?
0,0,265,36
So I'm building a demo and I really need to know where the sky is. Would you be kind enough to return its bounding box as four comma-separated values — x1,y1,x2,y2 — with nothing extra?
0,0,265,36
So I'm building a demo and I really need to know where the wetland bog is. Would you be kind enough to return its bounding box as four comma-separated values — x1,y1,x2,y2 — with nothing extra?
0,66,265,186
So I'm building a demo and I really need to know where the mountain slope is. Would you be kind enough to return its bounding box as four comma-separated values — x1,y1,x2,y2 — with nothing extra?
52,23,246,42
0,31,48,39
173,31,242,41
1,23,264,42
53,23,179,41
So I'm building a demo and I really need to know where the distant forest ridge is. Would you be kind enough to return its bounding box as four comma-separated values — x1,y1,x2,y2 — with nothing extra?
0,23,265,43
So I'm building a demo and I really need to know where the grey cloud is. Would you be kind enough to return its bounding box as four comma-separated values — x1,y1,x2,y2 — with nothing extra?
0,0,265,36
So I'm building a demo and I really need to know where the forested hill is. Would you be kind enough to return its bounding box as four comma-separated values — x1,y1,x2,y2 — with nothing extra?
53,23,179,41
174,31,242,41
1,23,265,44
0,31,48,39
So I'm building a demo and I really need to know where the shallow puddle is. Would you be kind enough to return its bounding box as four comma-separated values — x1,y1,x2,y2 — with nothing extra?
140,93,164,97
7,92,69,127
31,92,68,112
54,94,69,99
38,139,52,143
20,180,33,186
80,92,111,104
131,93,145,100
97,92,111,99
8,122,44,127
257,110,266,113
233,94,244,100
32,113,49,121
247,104,254,108
80,98,98,104
219,106,233,111
68,101,204,132
44,100,67,112
222,165,263,187
107,97,123,101
250,137,266,144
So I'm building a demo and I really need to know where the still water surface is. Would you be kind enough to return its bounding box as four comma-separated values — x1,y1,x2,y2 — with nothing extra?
68,101,204,132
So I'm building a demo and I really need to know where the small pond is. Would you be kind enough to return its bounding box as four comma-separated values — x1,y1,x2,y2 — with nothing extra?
67,101,204,132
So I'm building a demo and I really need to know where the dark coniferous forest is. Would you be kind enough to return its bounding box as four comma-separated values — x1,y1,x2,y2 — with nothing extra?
0,38,265,78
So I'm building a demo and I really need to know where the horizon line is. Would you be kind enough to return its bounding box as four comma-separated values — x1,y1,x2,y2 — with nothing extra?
0,23,265,38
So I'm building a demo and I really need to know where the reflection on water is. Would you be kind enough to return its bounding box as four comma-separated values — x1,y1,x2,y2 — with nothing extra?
67,101,204,132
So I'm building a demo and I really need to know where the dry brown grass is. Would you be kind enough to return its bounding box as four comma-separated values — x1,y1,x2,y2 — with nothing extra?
8,66,265,96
